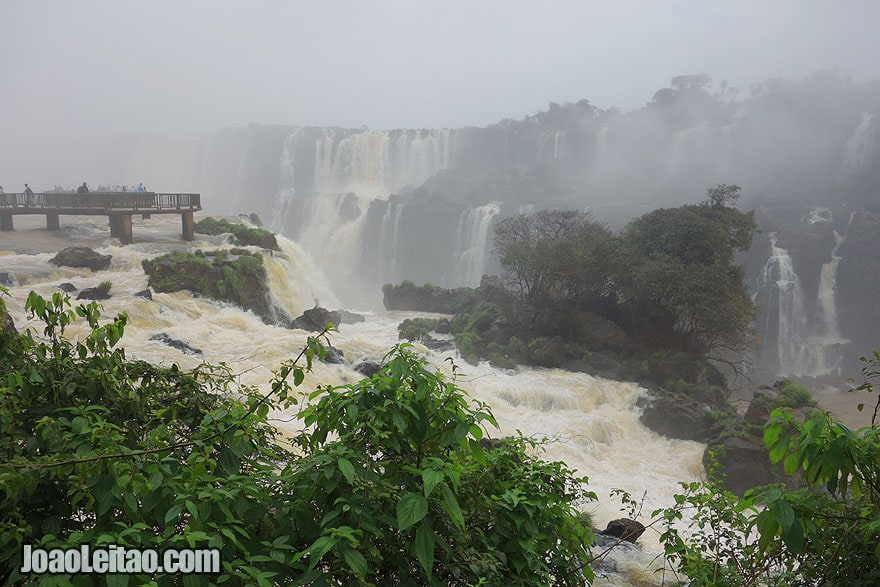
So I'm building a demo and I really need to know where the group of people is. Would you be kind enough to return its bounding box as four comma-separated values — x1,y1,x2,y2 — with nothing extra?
0,182,148,206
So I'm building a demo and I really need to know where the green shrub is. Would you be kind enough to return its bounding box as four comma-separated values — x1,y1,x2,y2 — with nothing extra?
194,217,279,250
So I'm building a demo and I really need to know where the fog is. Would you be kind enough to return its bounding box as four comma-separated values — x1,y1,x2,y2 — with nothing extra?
2,0,880,189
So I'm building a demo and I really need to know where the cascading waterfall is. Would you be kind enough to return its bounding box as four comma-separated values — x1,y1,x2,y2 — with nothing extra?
378,200,406,283
755,232,808,375
798,211,855,376
595,126,609,160
445,202,502,287
841,112,877,177
553,130,568,159
313,128,453,197
269,129,304,235
756,213,856,377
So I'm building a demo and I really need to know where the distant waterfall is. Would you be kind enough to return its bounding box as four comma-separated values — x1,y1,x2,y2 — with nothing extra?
757,216,855,377
445,203,502,287
313,128,452,197
595,126,609,160
756,233,808,375
799,212,855,376
666,123,711,177
841,113,877,177
378,200,406,282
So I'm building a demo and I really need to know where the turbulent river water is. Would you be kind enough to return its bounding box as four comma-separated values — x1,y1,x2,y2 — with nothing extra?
2,214,709,585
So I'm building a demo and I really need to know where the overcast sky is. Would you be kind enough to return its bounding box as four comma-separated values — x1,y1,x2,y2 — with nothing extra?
2,0,880,187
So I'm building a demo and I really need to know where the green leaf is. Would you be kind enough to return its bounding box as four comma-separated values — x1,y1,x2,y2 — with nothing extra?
337,457,355,484
341,547,368,577
440,483,464,530
397,492,428,530
773,499,795,532
422,469,444,497
415,523,435,577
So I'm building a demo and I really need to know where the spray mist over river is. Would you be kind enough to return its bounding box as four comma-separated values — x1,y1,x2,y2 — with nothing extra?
3,215,707,585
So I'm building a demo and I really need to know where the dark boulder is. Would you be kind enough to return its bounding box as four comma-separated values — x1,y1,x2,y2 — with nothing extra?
149,333,202,356
382,281,475,313
354,360,382,377
134,288,153,300
0,272,19,287
599,518,646,543
292,307,342,331
707,437,774,496
50,247,112,271
57,282,78,293
568,311,629,352
77,287,112,301
640,393,720,442
1,308,15,333
322,344,346,365
434,318,451,334
337,310,365,324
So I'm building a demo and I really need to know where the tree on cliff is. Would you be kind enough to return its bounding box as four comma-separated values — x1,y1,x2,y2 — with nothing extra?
491,186,756,358
492,209,614,333
615,184,756,356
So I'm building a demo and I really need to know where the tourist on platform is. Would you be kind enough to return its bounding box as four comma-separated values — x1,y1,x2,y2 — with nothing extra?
136,182,146,192
24,184,34,206
77,182,89,194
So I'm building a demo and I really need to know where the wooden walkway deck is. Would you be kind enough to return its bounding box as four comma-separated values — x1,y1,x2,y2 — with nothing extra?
0,192,201,244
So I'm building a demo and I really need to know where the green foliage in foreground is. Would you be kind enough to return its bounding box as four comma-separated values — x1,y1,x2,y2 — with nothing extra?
655,354,880,586
194,217,278,251
0,291,596,585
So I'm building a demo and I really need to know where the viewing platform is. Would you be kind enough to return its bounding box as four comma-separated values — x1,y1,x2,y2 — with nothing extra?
0,192,201,244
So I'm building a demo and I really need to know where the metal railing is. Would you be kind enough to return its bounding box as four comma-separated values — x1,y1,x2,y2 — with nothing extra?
0,192,201,211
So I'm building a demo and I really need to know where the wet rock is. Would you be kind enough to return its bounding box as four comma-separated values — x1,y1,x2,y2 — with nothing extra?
0,272,19,287
149,333,202,356
382,281,475,313
76,287,112,300
354,360,382,377
322,344,346,365
57,282,78,293
292,307,341,331
50,247,112,271
640,393,720,443
134,288,153,300
1,308,15,333
434,318,451,334
337,310,365,324
599,518,646,543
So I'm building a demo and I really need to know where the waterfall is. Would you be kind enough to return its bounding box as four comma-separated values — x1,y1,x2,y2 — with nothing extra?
445,203,502,287
595,126,609,160
757,215,855,377
378,200,406,282
553,130,568,159
755,233,808,375
666,122,711,177
841,113,877,177
313,128,452,197
800,212,855,376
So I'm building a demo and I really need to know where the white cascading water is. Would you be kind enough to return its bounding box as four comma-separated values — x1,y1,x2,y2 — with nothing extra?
1,214,705,585
378,200,406,283
444,202,503,287
798,211,855,376
756,213,855,377
595,126,609,160
666,122,711,178
756,232,808,375
553,130,568,159
313,128,453,197
841,112,877,177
